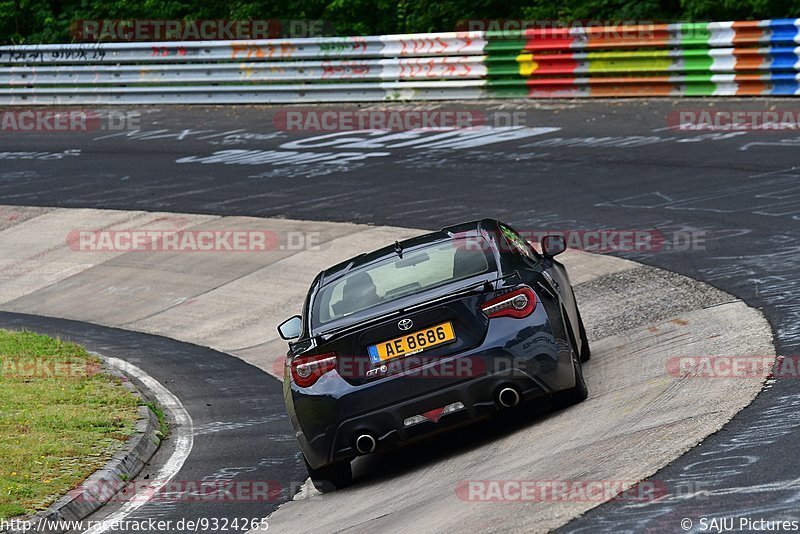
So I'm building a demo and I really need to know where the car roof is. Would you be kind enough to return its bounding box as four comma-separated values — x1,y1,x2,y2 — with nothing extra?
318,218,503,287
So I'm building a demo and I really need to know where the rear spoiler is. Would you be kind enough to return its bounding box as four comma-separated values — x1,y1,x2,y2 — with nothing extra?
315,271,520,342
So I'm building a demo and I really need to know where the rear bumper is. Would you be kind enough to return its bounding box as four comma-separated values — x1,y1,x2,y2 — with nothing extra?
329,369,547,463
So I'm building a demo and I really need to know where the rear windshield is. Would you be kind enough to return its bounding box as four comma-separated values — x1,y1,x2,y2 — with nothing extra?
313,237,494,326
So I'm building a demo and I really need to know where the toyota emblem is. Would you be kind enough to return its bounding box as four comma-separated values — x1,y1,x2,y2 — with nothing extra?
398,318,413,331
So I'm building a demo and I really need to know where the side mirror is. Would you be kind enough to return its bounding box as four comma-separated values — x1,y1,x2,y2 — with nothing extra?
277,315,302,340
541,235,566,258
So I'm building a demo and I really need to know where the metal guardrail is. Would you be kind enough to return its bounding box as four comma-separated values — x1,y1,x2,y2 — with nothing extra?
1,20,799,104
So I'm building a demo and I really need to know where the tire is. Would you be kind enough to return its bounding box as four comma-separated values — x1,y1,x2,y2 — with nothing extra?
577,311,591,363
304,457,352,492
553,342,589,409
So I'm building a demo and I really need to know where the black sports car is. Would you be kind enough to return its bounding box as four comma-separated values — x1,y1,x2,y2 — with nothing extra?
278,219,590,491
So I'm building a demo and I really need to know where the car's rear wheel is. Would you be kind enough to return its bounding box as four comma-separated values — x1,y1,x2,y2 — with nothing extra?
578,310,591,362
304,457,353,492
553,334,589,408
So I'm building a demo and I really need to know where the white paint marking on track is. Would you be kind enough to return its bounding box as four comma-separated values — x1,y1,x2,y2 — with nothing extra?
82,356,194,534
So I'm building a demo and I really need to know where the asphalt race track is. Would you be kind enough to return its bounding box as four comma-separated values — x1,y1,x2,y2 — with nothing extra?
1,99,799,531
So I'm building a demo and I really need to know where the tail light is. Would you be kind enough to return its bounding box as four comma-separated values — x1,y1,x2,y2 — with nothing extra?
290,352,337,387
481,286,537,319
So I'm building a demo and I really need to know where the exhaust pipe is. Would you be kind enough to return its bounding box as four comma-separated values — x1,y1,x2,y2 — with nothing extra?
497,387,521,408
354,433,376,455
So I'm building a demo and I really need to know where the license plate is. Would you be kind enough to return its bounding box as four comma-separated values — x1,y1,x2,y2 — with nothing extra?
368,322,456,364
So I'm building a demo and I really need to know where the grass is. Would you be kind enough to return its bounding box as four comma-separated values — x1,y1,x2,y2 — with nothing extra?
145,401,169,439
0,329,140,519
